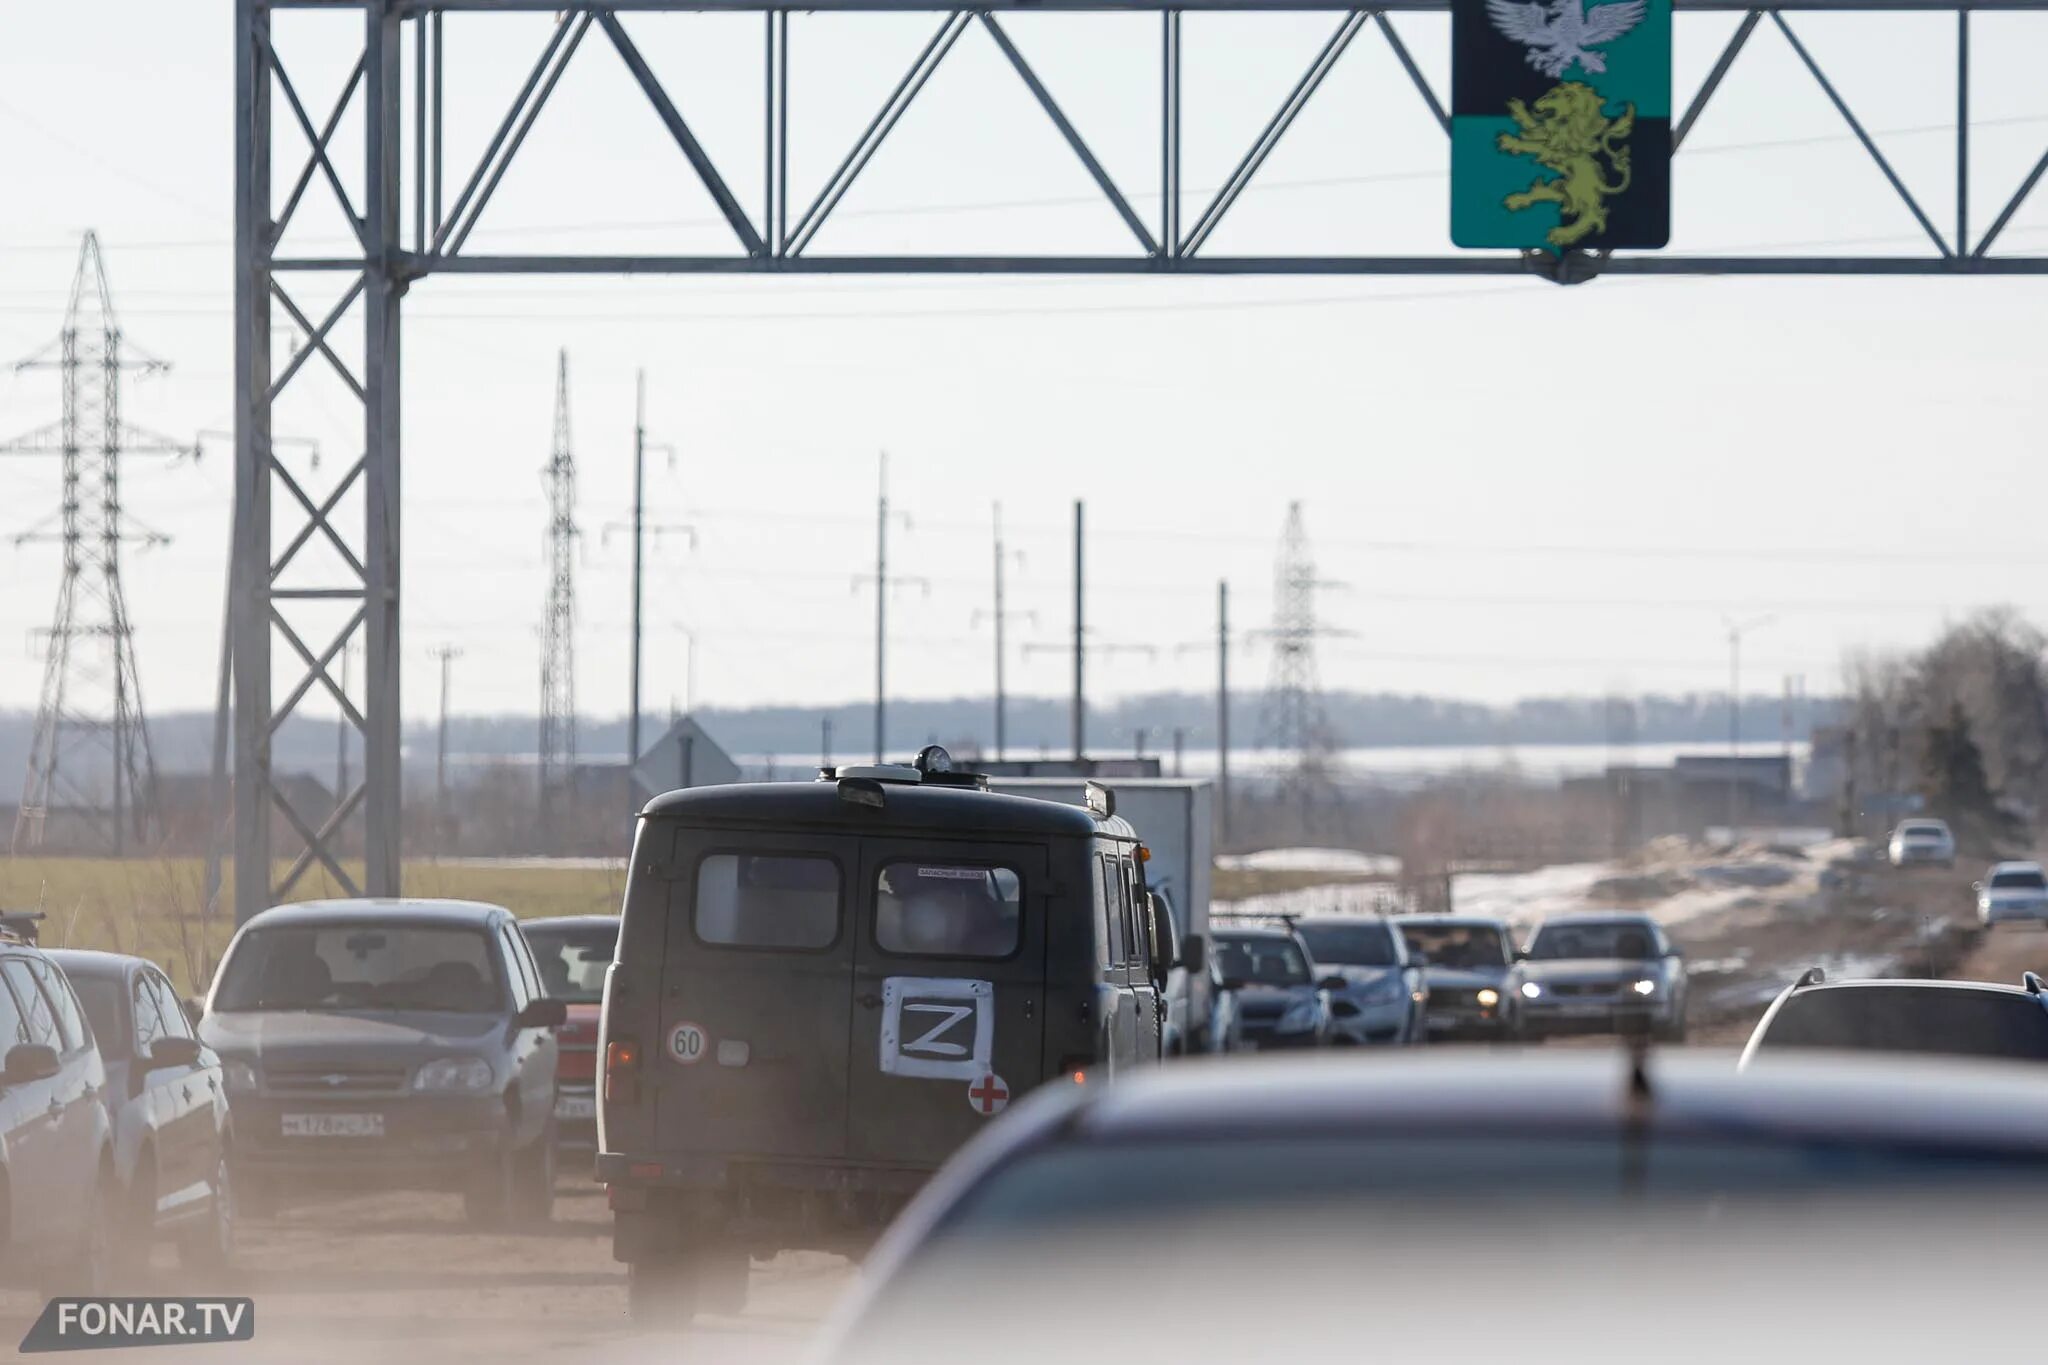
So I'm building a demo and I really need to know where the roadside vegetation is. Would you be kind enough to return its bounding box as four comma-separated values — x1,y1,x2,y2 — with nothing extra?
0,855,627,993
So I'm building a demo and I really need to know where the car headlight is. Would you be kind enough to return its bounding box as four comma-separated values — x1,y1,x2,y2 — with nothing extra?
1275,999,1323,1033
1358,976,1405,1005
413,1056,495,1093
1632,978,1658,996
222,1059,259,1093
1476,988,1501,1008
1520,982,1543,1000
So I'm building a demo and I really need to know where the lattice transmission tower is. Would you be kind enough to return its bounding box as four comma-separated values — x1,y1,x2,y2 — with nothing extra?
7,233,190,853
1256,501,1343,829
539,350,579,822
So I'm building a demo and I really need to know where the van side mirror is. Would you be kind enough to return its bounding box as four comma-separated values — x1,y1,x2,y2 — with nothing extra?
518,998,569,1029
182,997,204,1028
1317,975,1347,992
1410,951,1431,969
1221,976,1247,993
146,1036,204,1071
3,1043,59,1086
1181,933,1207,975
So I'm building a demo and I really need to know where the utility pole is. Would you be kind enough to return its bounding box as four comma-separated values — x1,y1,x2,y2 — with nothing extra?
433,645,461,831
822,716,833,769
854,453,923,763
973,502,1032,762
877,454,889,762
1172,727,1187,778
612,374,686,797
336,643,352,805
995,503,1006,759
1072,500,1085,761
1218,580,1231,840
1724,613,1776,837
629,370,646,780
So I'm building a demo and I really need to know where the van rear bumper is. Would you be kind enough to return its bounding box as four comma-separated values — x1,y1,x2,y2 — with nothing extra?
603,1154,930,1258
597,1151,931,1194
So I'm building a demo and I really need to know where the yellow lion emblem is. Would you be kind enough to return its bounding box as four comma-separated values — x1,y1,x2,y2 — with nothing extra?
1495,81,1634,249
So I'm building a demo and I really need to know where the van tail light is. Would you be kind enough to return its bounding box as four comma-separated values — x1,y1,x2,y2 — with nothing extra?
605,1038,642,1107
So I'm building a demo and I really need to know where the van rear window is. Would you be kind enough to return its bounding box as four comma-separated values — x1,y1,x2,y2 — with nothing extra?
695,854,841,950
876,863,1022,959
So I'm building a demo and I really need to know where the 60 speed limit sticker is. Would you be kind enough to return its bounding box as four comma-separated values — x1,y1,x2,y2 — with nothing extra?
667,1021,708,1064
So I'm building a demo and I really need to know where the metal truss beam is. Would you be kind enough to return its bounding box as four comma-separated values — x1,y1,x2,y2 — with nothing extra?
236,0,2048,922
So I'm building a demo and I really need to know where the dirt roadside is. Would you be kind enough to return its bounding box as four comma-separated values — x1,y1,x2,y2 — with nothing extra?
0,1181,848,1364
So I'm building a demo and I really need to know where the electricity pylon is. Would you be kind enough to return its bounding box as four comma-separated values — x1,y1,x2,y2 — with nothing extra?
6,233,191,853
538,350,579,824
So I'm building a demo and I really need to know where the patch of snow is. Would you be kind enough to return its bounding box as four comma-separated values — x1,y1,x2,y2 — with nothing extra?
1216,848,1401,877
1216,882,1408,922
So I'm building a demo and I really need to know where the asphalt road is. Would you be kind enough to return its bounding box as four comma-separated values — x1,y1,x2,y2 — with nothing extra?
0,1179,853,1364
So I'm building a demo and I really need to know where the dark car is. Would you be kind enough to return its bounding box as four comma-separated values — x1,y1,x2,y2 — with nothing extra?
1212,927,1335,1049
521,914,617,1152
198,899,566,1227
48,950,233,1271
1741,969,2048,1067
1517,912,1688,1040
0,933,116,1292
1396,915,1520,1040
818,1050,2048,1362
1292,916,1425,1045
599,751,1170,1323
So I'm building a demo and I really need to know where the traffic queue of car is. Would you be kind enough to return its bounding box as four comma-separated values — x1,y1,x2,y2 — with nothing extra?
8,762,2044,1352
1208,908,1689,1048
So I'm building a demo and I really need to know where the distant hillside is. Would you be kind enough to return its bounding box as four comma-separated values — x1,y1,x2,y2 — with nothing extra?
0,690,1838,802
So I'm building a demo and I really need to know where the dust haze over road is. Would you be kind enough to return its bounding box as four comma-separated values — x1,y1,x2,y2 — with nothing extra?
0,842,2021,1362
0,1180,851,1364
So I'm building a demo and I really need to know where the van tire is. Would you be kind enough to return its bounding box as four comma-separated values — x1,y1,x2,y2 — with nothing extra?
626,1243,746,1326
627,1255,699,1327
698,1244,749,1316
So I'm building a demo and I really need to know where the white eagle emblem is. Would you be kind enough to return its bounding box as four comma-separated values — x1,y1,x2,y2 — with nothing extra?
1486,0,1646,78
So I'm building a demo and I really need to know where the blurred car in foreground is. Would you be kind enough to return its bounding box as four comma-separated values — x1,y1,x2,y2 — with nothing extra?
520,914,616,1151
1517,912,1687,1041
1395,915,1519,1040
1741,968,2048,1067
820,1050,2048,1363
1291,916,1424,1045
1888,817,1956,868
199,899,566,1226
0,935,115,1292
1975,861,2048,926
49,949,232,1271
1212,927,1335,1049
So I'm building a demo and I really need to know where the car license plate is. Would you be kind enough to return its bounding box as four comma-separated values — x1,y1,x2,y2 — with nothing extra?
1426,1013,1459,1030
554,1093,595,1121
281,1112,383,1138
1559,1003,1609,1018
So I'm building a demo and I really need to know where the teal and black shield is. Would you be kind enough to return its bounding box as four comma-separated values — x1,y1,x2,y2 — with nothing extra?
1450,0,1670,250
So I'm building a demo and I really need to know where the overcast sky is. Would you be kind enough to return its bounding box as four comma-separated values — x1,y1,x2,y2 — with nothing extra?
1,2,2045,727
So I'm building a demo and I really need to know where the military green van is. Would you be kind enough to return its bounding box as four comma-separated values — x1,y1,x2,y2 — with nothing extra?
596,748,1167,1320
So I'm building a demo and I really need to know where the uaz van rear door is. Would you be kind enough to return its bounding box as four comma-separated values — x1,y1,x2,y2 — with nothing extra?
653,832,858,1161
847,840,1048,1166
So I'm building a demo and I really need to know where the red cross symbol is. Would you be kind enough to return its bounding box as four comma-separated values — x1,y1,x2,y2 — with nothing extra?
968,1072,1009,1115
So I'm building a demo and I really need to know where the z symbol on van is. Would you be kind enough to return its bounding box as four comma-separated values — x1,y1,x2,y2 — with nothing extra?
879,977,994,1081
901,1003,975,1058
